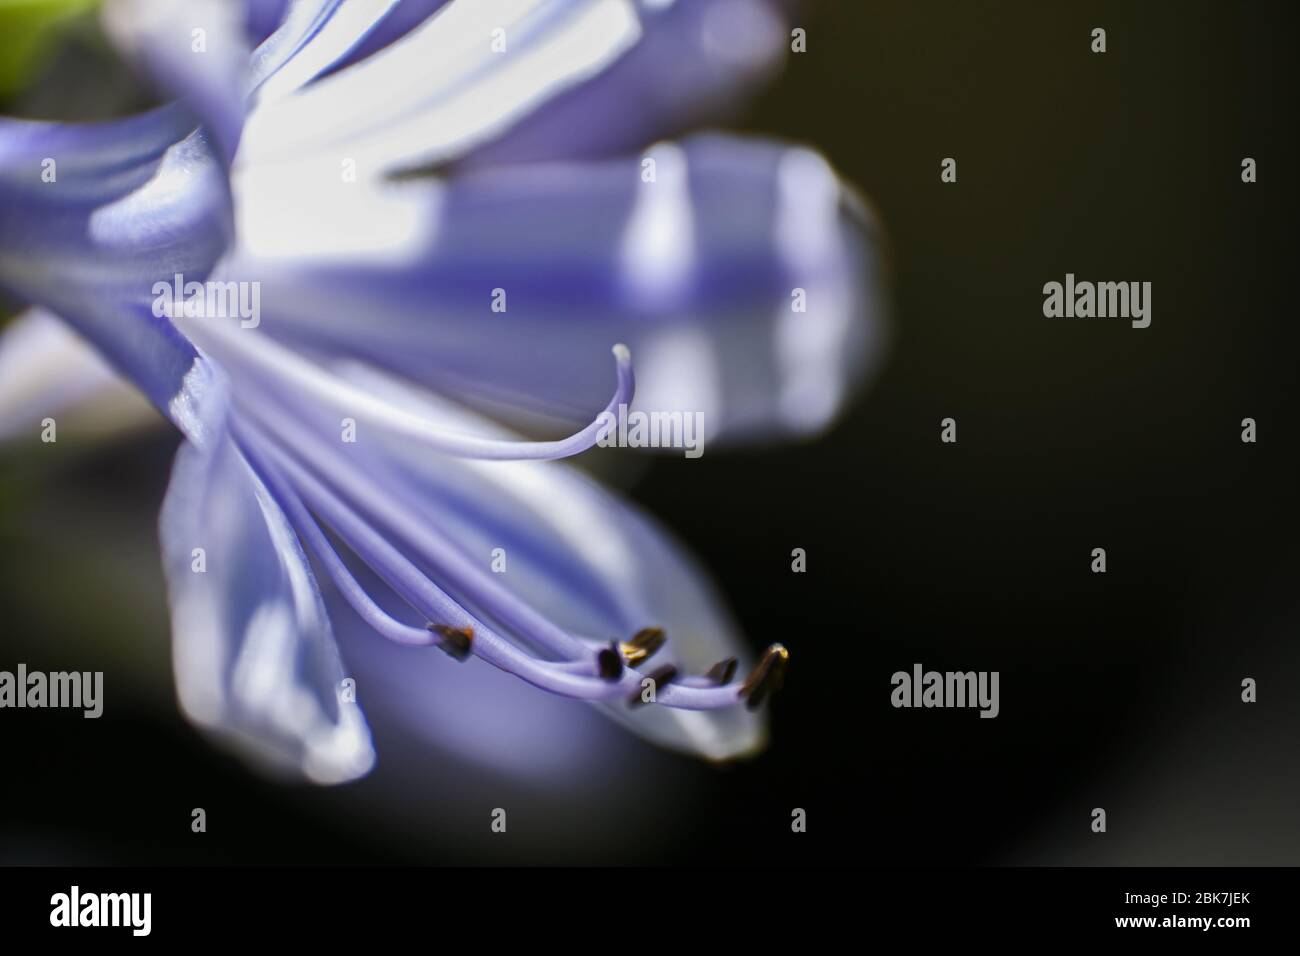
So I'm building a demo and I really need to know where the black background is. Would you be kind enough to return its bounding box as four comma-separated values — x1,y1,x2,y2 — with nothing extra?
1,1,1298,867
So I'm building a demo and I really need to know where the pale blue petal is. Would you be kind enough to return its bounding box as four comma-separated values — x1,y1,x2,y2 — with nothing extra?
222,134,885,442
240,0,648,171
159,401,375,784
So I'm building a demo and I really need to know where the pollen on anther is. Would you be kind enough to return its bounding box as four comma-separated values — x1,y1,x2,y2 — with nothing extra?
619,626,666,664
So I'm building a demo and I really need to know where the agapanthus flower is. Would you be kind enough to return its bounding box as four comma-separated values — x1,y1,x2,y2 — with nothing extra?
0,0,884,783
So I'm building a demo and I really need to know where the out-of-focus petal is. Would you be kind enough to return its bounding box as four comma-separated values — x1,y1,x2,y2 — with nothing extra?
93,0,379,164
0,109,231,438
244,0,290,45
463,0,789,167
240,0,647,171
159,395,375,784
243,0,789,172
102,0,253,163
0,309,152,443
222,133,885,442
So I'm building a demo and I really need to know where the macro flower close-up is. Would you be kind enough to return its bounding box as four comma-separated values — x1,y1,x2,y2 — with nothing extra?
0,0,883,823
3,0,1298,928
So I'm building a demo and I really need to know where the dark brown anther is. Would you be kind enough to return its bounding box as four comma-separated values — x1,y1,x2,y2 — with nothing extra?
705,657,738,686
626,664,678,708
428,624,473,662
739,644,789,710
619,626,666,665
596,641,624,681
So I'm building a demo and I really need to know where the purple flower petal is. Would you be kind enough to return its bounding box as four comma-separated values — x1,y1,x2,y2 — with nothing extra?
0,109,231,437
243,0,291,45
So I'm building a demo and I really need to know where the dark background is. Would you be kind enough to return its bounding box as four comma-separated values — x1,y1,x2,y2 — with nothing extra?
2,1,1298,865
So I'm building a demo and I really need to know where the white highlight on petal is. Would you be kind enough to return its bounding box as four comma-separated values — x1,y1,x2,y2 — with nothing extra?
700,0,784,70
663,709,762,763
167,357,222,450
231,603,294,721
230,154,437,264
165,438,375,785
620,141,695,306
230,600,373,786
774,147,839,273
243,0,643,172
773,147,853,432
0,310,146,442
87,133,218,249
633,324,722,437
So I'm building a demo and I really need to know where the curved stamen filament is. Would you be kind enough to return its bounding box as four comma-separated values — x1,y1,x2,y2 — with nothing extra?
183,312,633,460
248,444,443,650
